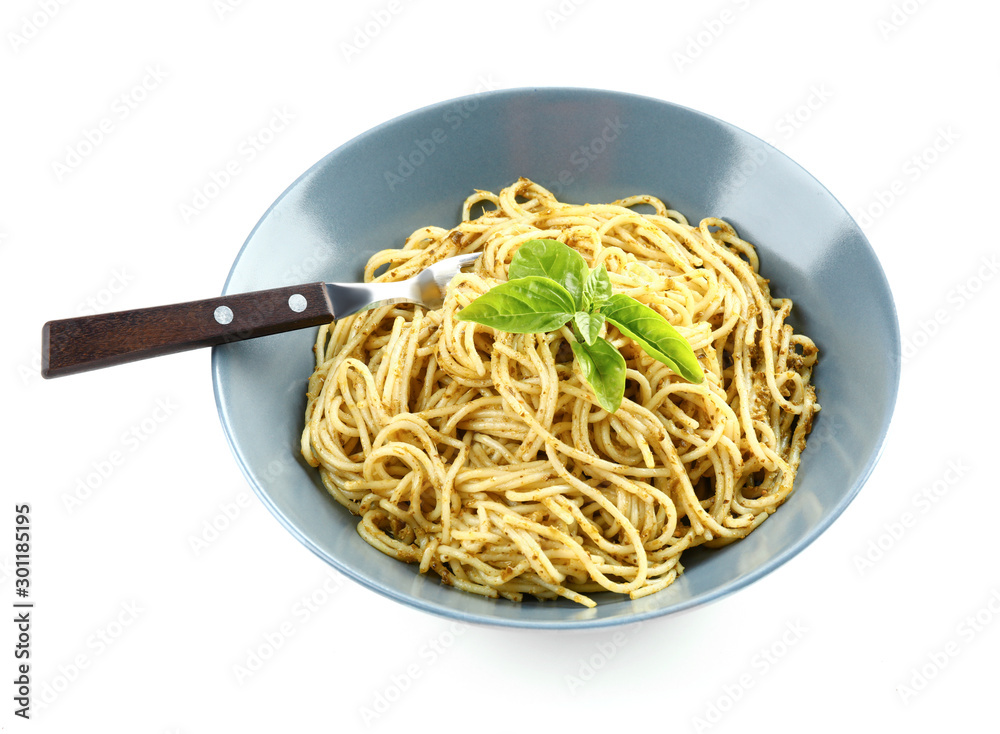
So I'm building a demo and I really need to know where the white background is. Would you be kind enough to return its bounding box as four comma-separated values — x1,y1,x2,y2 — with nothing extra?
3,0,998,731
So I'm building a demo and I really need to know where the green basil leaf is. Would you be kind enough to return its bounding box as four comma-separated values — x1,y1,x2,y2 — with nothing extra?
508,239,590,310
583,264,612,308
456,276,576,333
571,336,627,413
573,311,604,346
600,293,704,384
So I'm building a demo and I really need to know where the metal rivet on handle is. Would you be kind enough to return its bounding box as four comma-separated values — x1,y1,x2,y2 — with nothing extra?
288,294,307,313
214,306,234,325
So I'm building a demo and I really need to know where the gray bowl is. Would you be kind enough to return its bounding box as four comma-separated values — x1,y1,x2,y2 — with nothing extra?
212,87,899,629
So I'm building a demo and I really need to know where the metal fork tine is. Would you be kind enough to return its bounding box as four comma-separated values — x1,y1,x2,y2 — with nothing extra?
327,252,480,318
436,252,481,271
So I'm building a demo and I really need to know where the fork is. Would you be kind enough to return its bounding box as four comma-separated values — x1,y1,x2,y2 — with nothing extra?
41,252,480,379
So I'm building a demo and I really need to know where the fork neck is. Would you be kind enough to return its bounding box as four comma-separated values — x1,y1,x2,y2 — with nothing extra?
326,281,414,319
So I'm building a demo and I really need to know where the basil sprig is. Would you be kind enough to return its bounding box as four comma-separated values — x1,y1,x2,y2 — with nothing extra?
456,239,703,413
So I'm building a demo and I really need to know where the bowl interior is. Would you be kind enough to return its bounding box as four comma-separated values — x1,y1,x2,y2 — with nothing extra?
212,88,899,629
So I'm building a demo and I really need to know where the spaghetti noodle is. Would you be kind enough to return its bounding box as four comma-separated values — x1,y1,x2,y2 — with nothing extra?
300,178,819,607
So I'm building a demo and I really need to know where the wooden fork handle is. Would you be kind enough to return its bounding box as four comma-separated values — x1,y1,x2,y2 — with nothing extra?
41,282,334,379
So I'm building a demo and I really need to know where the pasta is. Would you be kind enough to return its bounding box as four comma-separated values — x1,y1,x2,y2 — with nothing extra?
300,178,819,607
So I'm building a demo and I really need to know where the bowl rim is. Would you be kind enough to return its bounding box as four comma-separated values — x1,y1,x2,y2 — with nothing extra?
211,86,901,629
